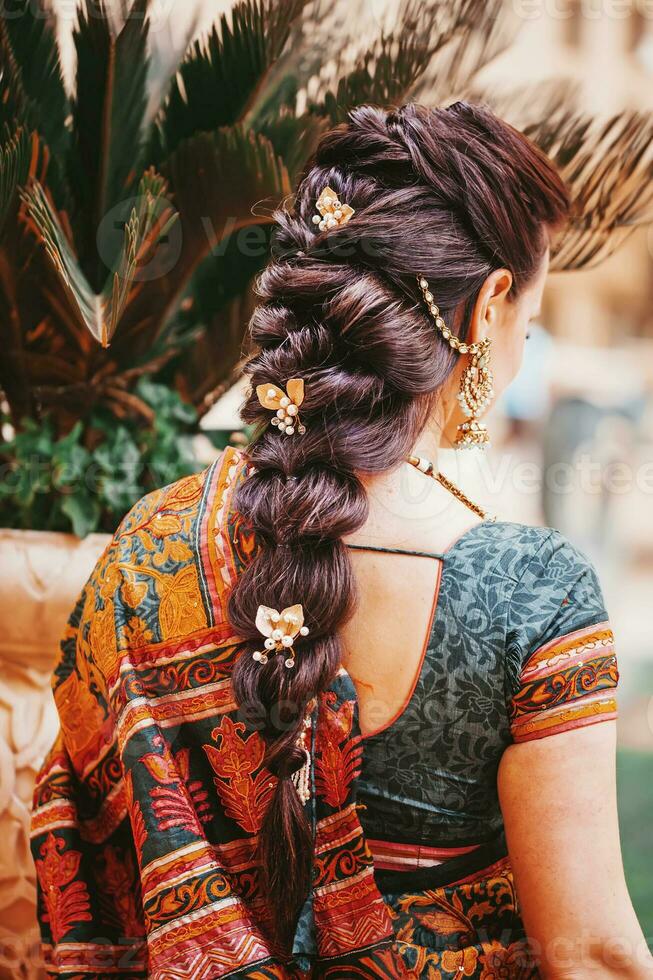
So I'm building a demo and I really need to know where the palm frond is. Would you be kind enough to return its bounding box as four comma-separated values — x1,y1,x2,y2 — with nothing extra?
0,125,43,423
156,124,290,317
146,9,201,126
72,0,151,278
105,169,179,344
528,111,653,271
314,33,430,124
0,17,73,217
311,0,510,122
0,126,35,241
474,79,583,134
151,0,307,161
20,179,104,340
258,109,326,184
172,225,273,411
104,125,290,374
1,0,69,158
410,0,515,106
20,169,178,346
239,0,336,126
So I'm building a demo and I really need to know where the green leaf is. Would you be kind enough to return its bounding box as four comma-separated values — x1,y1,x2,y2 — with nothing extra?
94,425,142,474
0,385,199,533
72,0,151,276
51,421,91,486
151,0,307,160
60,490,102,538
12,415,54,456
135,376,196,424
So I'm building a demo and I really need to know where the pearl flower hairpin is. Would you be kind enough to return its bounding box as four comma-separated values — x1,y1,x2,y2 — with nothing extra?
256,378,306,435
252,604,310,669
311,186,354,232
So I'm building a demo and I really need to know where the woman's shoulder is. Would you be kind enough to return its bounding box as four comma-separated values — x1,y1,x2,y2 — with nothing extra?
113,446,245,541
446,519,616,735
470,521,611,673
76,448,251,660
108,446,249,557
448,519,609,643
451,518,600,591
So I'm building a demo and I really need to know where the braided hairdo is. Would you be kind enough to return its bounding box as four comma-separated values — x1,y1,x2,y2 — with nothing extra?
228,102,569,947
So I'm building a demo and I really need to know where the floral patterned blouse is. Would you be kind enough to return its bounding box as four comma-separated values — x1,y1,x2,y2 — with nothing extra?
30,447,619,979
353,517,618,851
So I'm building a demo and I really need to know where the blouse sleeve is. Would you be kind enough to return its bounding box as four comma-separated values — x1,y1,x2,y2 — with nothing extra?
505,529,619,744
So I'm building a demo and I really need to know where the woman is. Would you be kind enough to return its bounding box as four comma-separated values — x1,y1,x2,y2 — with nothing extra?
31,103,652,979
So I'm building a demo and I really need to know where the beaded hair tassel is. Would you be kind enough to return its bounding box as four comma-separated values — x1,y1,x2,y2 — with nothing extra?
417,276,494,449
291,707,314,805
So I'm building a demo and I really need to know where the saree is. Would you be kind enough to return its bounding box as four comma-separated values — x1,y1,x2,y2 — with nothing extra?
30,447,619,978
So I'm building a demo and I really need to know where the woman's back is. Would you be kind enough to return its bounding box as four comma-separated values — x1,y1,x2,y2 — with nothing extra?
345,519,616,848
338,454,616,851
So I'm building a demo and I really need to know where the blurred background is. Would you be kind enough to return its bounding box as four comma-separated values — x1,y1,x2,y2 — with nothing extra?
0,0,652,974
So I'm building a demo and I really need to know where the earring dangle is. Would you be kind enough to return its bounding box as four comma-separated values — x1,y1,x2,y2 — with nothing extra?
456,336,494,449
417,276,494,449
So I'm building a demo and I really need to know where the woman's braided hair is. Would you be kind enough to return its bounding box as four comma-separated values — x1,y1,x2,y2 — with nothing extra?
228,101,569,947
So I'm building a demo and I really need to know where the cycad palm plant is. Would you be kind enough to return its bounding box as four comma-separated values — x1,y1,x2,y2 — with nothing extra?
1,0,653,533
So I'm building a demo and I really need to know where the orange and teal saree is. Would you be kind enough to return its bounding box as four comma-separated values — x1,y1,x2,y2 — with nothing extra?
31,447,619,978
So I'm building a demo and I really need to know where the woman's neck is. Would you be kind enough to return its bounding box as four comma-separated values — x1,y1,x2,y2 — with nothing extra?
358,419,442,497
353,430,450,541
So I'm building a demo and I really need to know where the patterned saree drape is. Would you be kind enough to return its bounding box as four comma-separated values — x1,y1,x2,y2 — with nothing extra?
30,448,406,979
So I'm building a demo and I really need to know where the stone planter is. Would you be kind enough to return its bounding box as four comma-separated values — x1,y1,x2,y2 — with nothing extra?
0,529,109,979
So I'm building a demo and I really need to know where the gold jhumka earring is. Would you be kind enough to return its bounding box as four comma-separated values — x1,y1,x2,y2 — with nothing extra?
417,276,494,449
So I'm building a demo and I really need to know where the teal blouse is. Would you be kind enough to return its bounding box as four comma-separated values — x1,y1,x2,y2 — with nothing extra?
349,521,618,849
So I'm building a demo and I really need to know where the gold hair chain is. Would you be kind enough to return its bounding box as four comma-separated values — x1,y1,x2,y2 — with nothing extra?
417,276,495,450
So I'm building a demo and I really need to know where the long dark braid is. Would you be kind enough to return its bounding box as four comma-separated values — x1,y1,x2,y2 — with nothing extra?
228,102,569,947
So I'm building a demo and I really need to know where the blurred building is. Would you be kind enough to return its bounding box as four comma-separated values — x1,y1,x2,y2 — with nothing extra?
483,1,653,346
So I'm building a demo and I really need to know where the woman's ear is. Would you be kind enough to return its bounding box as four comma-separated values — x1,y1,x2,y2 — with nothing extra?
468,269,513,344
